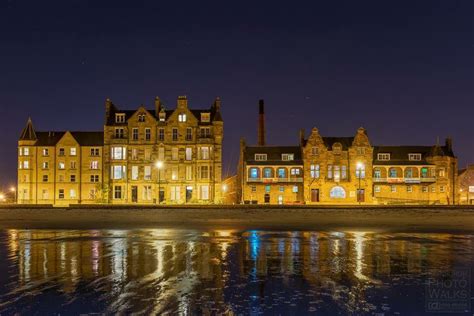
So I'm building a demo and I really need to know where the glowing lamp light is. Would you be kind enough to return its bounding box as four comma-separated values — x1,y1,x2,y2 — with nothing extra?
0,193,5,201
356,162,364,169
222,184,228,193
155,161,164,169
10,187,16,192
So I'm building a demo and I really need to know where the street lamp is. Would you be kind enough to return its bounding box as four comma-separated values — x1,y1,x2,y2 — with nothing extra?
10,186,17,203
155,160,164,204
0,193,5,203
356,162,364,204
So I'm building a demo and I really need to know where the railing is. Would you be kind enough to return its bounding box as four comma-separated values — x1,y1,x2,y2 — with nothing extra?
247,177,303,183
373,177,437,183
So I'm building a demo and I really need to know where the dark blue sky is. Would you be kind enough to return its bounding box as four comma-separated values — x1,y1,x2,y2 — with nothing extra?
1,0,473,187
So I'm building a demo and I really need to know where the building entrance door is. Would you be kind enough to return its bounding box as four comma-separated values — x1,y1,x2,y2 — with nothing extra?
278,195,283,205
264,193,270,203
311,189,319,202
186,186,193,203
357,189,365,202
131,186,138,203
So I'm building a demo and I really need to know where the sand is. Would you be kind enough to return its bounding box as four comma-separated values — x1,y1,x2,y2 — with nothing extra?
0,205,473,232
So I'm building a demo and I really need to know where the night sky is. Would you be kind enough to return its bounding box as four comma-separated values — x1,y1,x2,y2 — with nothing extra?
1,1,473,189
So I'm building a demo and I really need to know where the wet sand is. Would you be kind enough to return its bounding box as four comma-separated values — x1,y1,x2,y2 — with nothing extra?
0,206,473,232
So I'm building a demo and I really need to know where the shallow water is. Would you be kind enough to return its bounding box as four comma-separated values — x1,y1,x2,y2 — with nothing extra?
0,229,472,315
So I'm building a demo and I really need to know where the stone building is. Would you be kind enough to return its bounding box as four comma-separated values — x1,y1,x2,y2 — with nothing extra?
17,96,224,205
458,165,474,204
236,99,458,205
301,127,373,204
372,141,458,205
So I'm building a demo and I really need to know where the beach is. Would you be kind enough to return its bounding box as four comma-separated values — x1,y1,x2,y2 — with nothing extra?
0,205,473,232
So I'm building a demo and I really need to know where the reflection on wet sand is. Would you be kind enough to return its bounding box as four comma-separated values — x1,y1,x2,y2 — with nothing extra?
2,229,473,314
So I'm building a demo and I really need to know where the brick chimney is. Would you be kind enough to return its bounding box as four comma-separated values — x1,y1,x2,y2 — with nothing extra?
258,99,266,146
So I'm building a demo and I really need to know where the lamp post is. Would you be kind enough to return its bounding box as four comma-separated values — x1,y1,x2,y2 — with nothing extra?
10,186,17,203
155,161,164,204
356,162,364,204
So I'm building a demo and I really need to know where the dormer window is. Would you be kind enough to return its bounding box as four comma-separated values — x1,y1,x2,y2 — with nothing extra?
311,147,319,155
138,114,146,122
201,113,210,123
282,153,294,161
255,154,267,161
408,153,422,161
332,143,342,154
159,111,166,122
178,113,187,122
378,153,390,161
115,113,126,123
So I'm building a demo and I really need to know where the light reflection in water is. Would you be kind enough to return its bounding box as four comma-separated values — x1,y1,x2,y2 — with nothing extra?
0,229,472,315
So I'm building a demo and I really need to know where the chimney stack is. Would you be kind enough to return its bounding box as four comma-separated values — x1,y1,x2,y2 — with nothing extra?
155,96,162,116
258,99,266,146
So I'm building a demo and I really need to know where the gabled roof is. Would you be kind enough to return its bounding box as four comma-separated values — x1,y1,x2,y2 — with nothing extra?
35,132,66,146
244,146,303,165
19,118,37,141
322,137,354,150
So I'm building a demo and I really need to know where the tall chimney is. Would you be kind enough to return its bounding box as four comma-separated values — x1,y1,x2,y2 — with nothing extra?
258,99,266,146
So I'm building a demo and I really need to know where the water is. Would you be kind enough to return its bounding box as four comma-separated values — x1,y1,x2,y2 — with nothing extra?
0,229,472,315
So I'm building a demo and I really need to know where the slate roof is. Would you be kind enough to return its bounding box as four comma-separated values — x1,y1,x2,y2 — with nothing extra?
19,118,37,140
33,131,103,146
373,145,454,165
244,146,303,165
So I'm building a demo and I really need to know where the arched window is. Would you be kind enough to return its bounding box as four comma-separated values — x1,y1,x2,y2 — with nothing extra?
263,168,273,178
406,168,413,178
389,168,398,178
277,168,287,178
330,186,346,199
374,168,381,179
249,168,260,179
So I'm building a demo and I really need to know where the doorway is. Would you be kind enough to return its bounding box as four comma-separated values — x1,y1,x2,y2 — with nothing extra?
357,189,365,202
264,193,270,204
131,186,138,203
311,189,319,202
186,186,193,203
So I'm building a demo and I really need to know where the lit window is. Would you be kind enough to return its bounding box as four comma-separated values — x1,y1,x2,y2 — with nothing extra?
265,185,271,193
439,168,446,177
200,185,209,200
292,186,298,193
278,168,287,178
200,147,210,160
201,113,210,122
159,111,166,122
341,165,347,179
356,164,366,179
391,185,397,193
408,153,422,161
186,165,192,180
112,165,126,179
440,186,445,193
42,162,49,169
23,147,29,156
111,147,126,160
143,186,152,200
291,168,301,176
131,166,139,180
185,148,192,161
254,154,267,161
90,161,99,169
378,153,390,161
249,168,259,179
421,167,428,178
406,168,413,178
334,166,340,181
178,113,187,122
170,186,181,201
330,186,345,198
171,167,179,180
431,186,436,193
70,147,76,156
328,165,333,179
279,186,284,192
374,185,380,193
144,166,151,180
42,148,49,156
310,164,320,179
172,147,179,160
58,162,65,169
389,168,398,178
282,154,294,161
263,168,273,178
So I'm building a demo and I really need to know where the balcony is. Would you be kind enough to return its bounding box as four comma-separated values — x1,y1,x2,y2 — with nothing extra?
373,177,437,183
247,177,303,183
